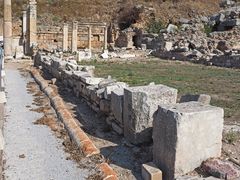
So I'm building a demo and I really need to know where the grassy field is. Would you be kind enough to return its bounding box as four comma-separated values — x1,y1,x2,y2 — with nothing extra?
80,59,240,123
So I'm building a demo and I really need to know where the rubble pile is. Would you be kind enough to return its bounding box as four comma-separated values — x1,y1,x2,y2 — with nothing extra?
143,1,240,67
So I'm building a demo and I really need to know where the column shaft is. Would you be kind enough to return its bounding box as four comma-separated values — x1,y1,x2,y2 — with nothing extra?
71,21,78,53
3,0,13,58
88,26,92,50
104,26,108,50
63,23,68,51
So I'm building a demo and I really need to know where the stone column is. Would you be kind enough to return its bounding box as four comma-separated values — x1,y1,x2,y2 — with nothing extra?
3,0,13,59
88,26,92,50
22,10,27,54
63,23,68,52
71,21,78,53
28,0,37,55
104,26,108,50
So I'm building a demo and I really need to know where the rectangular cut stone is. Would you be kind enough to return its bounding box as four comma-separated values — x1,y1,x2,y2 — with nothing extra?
81,77,104,85
153,102,224,180
111,89,124,125
104,82,128,99
123,84,178,144
142,162,162,180
72,71,91,80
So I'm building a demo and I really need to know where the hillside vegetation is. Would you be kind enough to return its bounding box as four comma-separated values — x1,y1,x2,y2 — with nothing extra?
0,0,221,28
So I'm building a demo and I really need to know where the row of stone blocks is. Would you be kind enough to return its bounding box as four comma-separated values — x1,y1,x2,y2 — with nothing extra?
35,52,224,179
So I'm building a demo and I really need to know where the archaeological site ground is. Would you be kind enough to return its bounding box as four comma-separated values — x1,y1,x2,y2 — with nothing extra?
0,0,239,180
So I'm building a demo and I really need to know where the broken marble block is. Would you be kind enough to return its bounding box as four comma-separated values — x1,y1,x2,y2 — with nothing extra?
123,84,178,145
153,102,224,180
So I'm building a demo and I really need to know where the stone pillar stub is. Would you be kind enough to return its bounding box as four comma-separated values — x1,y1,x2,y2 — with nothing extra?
104,26,108,50
63,23,68,52
71,21,78,53
22,11,27,36
88,26,92,50
3,0,13,59
29,0,37,47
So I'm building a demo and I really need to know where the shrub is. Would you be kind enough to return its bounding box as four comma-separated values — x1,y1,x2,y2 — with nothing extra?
204,24,213,36
146,20,164,34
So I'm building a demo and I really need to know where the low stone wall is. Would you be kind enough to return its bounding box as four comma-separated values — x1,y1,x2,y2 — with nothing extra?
211,54,240,68
34,51,225,179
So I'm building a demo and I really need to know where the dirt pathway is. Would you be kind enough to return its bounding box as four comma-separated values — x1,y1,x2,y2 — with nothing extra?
3,62,90,180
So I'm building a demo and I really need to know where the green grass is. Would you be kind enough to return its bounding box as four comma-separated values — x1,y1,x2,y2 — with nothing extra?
79,59,240,123
224,131,240,144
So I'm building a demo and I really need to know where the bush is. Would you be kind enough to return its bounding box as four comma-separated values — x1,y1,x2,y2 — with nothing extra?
146,20,164,34
204,24,213,36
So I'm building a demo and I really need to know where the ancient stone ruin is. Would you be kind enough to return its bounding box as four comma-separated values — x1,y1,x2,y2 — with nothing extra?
1,0,240,179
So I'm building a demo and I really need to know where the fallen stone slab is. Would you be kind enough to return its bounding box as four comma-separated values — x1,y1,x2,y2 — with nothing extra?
153,102,224,180
202,159,240,179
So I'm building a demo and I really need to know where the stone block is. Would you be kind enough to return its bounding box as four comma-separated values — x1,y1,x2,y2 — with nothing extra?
202,159,240,179
72,71,91,80
100,99,111,114
104,82,128,100
111,89,124,125
98,79,116,89
180,94,211,105
81,77,104,85
142,162,162,180
123,84,178,145
111,122,123,135
153,102,224,180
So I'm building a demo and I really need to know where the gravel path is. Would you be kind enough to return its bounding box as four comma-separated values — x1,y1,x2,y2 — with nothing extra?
3,63,89,180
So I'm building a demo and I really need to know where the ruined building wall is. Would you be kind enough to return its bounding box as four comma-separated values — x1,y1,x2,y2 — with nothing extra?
37,26,105,51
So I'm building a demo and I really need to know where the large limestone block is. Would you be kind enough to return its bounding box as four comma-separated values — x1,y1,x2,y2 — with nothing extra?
153,102,224,180
123,84,178,145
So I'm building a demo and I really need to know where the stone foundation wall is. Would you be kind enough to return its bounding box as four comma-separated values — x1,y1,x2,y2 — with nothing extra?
34,52,224,178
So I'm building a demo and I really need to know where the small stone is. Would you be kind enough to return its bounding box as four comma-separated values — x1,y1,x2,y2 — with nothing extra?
19,154,26,158
142,162,162,180
202,159,240,179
